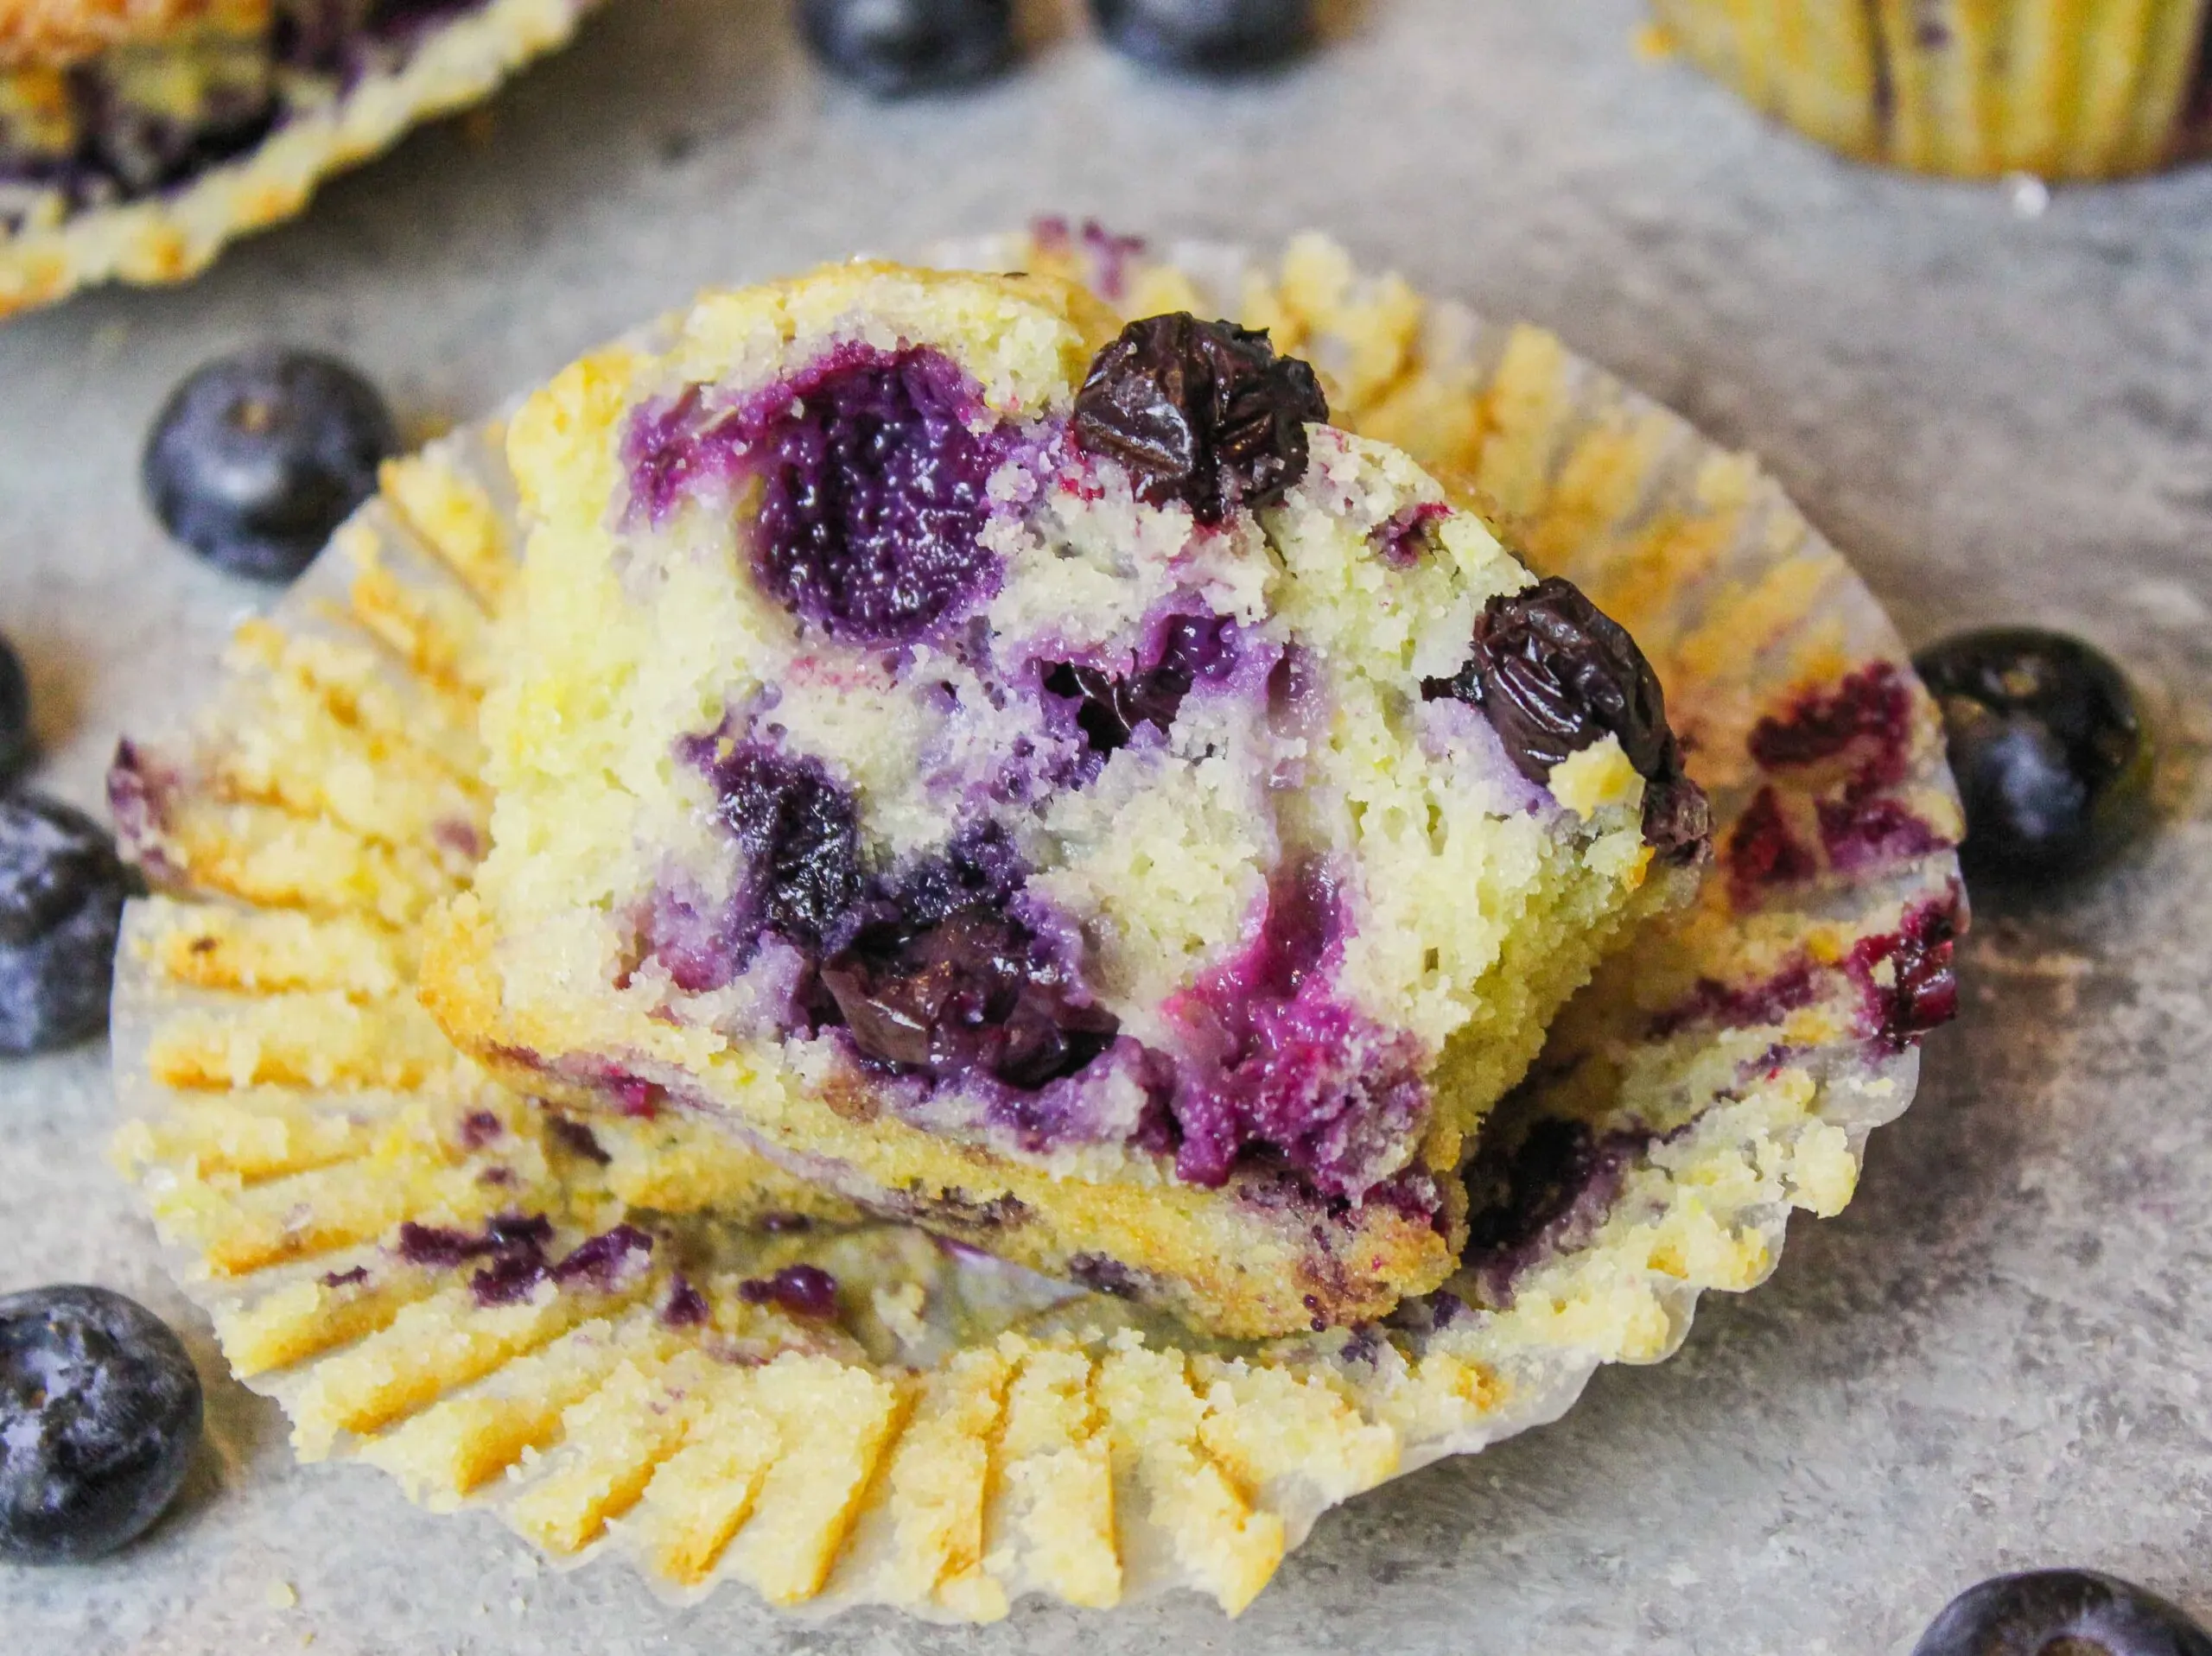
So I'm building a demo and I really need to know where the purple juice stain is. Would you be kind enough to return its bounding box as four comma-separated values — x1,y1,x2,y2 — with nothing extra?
1066,1253,1144,1299
662,1274,709,1329
737,1264,840,1320
1041,613,1243,769
1649,960,1821,1039
320,1266,370,1290
1372,502,1450,568
1817,794,1950,872
1726,784,1819,906
550,1225,654,1293
1748,661,1914,783
1167,860,1428,1198
545,1115,612,1166
626,346,1013,646
456,1110,504,1150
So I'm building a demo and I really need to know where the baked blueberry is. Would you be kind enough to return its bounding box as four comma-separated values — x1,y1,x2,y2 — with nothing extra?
0,793,130,1056
1090,0,1316,73
1913,628,2151,879
0,1286,205,1564
0,633,31,788
1912,1570,2212,1656
797,0,1016,97
143,348,399,582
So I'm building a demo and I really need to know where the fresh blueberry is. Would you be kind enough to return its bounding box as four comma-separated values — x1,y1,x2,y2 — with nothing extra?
1090,0,1317,73
0,634,31,788
1913,1570,2212,1656
1913,628,2151,879
0,1286,204,1564
0,793,130,1056
797,0,1016,97
143,347,399,582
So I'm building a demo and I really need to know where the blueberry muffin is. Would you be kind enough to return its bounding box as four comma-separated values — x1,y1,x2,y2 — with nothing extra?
417,260,1712,1340
0,0,602,316
108,232,1961,1618
1651,0,2212,179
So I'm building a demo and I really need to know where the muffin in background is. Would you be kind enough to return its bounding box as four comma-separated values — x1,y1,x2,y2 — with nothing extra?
1651,0,2212,180
0,0,604,318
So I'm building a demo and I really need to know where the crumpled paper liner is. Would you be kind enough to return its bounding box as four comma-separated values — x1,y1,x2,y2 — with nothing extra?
1,0,601,319
106,230,1966,1621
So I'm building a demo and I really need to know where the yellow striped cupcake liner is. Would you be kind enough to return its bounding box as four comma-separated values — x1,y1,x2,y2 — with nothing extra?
105,230,1967,1621
1650,0,2212,179
0,0,603,320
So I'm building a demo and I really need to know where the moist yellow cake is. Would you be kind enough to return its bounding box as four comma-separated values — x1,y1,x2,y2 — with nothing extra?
418,259,1712,1340
0,0,601,316
1650,0,2212,179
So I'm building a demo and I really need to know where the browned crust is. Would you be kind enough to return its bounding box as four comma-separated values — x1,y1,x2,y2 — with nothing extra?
0,0,270,69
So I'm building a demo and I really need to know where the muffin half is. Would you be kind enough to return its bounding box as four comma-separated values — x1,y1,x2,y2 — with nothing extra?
421,259,1711,1339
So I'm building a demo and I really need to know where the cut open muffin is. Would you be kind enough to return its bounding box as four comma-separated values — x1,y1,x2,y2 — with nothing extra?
420,260,1711,1339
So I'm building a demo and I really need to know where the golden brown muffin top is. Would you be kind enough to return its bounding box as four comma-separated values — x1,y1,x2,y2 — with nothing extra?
0,0,269,70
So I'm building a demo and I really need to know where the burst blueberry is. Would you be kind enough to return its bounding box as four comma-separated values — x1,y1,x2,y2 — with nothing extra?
1913,627,2150,879
0,1286,204,1564
143,347,398,582
1090,0,1317,73
1912,1570,2212,1656
798,0,1016,97
0,793,130,1055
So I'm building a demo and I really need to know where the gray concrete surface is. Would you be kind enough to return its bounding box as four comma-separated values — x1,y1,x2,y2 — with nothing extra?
5,1,2212,1650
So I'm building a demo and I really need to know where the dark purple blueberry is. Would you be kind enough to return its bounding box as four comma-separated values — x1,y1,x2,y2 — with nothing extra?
142,347,398,582
1423,577,1710,863
1912,1570,2212,1656
736,1264,841,1320
0,634,31,787
797,0,1015,97
819,910,1118,1091
753,347,1006,644
1912,628,2151,879
1073,314,1328,526
697,741,864,951
1090,0,1317,73
0,793,130,1056
0,1286,203,1564
1043,613,1240,758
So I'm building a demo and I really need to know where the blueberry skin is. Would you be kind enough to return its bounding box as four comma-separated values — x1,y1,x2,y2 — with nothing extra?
0,633,30,789
1913,627,2151,879
0,1286,204,1564
1913,1570,2212,1656
0,793,130,1056
1090,0,1316,73
143,348,398,583
798,0,1015,97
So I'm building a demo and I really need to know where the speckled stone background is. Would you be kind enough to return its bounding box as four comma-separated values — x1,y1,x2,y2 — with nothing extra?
5,1,2211,1650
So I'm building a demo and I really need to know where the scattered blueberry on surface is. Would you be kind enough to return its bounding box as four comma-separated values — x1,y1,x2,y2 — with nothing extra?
798,0,1016,96
0,633,31,788
1912,1570,2212,1656
0,1286,204,1564
0,793,130,1056
1913,627,2151,879
143,347,398,582
1090,0,1317,73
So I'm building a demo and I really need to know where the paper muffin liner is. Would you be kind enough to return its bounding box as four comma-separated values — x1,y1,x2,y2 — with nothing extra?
1651,0,2212,180
0,0,602,320
105,229,1967,1621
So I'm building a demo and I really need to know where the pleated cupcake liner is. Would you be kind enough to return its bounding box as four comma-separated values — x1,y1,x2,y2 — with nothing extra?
0,0,601,319
1651,0,2212,180
105,229,1966,1621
